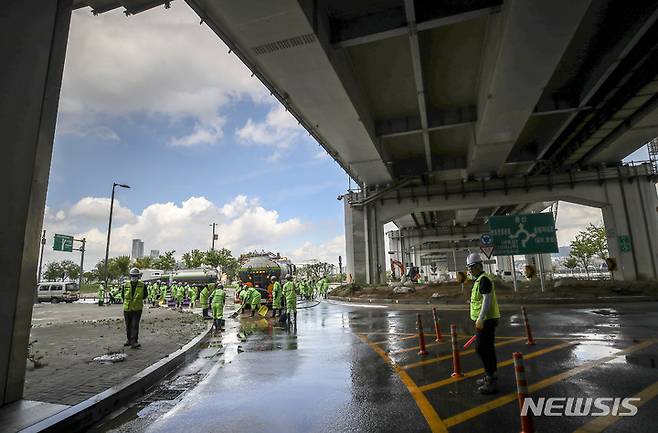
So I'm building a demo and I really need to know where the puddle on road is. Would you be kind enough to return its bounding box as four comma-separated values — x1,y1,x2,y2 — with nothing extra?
571,343,622,363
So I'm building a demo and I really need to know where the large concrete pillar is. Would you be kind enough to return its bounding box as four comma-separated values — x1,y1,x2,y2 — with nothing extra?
0,0,72,405
364,204,386,285
344,200,367,283
602,176,658,280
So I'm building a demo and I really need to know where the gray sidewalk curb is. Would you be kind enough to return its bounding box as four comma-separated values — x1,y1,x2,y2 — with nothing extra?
328,295,658,306
21,321,214,433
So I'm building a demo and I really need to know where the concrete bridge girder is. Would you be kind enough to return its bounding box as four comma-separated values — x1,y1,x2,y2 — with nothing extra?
347,166,658,283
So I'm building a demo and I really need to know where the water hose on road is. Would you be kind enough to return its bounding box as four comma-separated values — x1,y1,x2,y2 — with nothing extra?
296,299,321,309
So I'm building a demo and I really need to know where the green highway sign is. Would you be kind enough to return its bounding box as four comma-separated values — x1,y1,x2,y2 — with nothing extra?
53,234,74,252
618,235,632,252
489,213,559,256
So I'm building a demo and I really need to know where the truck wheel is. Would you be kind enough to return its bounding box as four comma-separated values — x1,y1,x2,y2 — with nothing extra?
51,298,60,304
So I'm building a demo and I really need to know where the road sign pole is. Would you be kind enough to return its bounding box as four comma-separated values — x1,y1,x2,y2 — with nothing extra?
37,230,46,283
511,255,517,293
78,238,86,290
536,254,545,293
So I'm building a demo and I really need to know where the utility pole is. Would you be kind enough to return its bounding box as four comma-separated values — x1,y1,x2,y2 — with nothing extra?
37,230,46,283
75,237,86,290
210,223,218,251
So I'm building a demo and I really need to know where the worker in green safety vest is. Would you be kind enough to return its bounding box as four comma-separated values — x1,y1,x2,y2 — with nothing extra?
318,276,329,299
175,282,184,310
246,286,261,317
97,283,105,307
283,274,297,328
211,284,226,331
159,283,168,305
270,275,283,318
466,253,501,395
200,283,213,319
189,285,197,308
123,267,148,349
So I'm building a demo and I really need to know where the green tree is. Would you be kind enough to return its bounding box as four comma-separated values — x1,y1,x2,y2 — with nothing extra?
569,232,598,279
153,251,176,272
563,256,578,275
133,256,153,269
43,261,65,281
182,249,205,268
60,259,80,280
205,248,239,280
587,223,608,260
298,262,335,281
109,256,131,278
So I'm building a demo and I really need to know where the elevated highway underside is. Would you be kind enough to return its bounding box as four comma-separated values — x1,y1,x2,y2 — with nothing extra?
68,0,658,282
3,0,658,407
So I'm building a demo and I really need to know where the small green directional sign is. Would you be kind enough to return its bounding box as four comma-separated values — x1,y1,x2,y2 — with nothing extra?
53,234,74,252
618,235,632,252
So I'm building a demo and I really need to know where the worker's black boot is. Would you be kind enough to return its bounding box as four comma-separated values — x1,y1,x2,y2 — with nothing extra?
476,372,497,386
272,309,276,318
477,376,498,395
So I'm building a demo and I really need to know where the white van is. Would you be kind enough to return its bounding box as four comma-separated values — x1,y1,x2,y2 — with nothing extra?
37,282,79,303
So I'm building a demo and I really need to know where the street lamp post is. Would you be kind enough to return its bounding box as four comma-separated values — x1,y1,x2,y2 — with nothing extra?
103,182,130,289
210,222,217,251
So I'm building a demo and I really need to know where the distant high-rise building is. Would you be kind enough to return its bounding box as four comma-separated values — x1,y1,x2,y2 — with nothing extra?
150,249,160,258
131,239,144,259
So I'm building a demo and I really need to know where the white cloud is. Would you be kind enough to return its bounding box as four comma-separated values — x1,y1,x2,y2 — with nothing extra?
313,149,329,160
235,105,303,149
59,2,269,146
290,235,345,266
169,115,225,147
69,197,136,224
555,201,603,246
41,195,308,269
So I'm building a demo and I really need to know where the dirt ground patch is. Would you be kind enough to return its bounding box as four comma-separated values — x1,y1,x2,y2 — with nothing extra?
332,278,658,303
25,303,207,405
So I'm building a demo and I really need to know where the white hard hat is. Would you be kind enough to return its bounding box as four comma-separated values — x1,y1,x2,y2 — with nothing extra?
129,267,141,276
466,253,483,267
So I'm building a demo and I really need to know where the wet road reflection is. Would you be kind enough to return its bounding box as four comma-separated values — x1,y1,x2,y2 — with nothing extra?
93,301,658,433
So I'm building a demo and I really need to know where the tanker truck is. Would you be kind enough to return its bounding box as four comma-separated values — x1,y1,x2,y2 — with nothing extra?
236,251,295,305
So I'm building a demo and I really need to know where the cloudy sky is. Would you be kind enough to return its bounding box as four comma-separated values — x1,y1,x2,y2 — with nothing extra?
42,2,650,270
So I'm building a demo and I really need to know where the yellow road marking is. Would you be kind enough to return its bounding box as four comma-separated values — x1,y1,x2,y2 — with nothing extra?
389,335,475,354
443,340,655,428
573,379,658,433
419,341,577,392
402,337,527,370
373,334,420,345
358,334,448,433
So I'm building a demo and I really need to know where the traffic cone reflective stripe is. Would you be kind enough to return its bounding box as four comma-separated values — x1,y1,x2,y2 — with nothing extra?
432,307,443,342
513,352,534,433
416,313,428,356
521,306,536,345
450,324,463,377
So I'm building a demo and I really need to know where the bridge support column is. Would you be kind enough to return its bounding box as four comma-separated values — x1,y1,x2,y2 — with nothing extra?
344,200,367,284
602,177,658,280
364,205,386,285
0,0,72,405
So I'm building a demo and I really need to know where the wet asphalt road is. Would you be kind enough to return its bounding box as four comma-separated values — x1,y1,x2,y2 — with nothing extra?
94,300,658,433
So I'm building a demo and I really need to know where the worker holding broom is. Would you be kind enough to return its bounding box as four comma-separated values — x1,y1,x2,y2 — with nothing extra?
211,284,225,331
246,286,262,317
283,274,297,328
271,275,283,318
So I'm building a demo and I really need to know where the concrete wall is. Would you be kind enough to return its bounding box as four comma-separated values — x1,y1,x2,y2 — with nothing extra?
0,0,72,405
